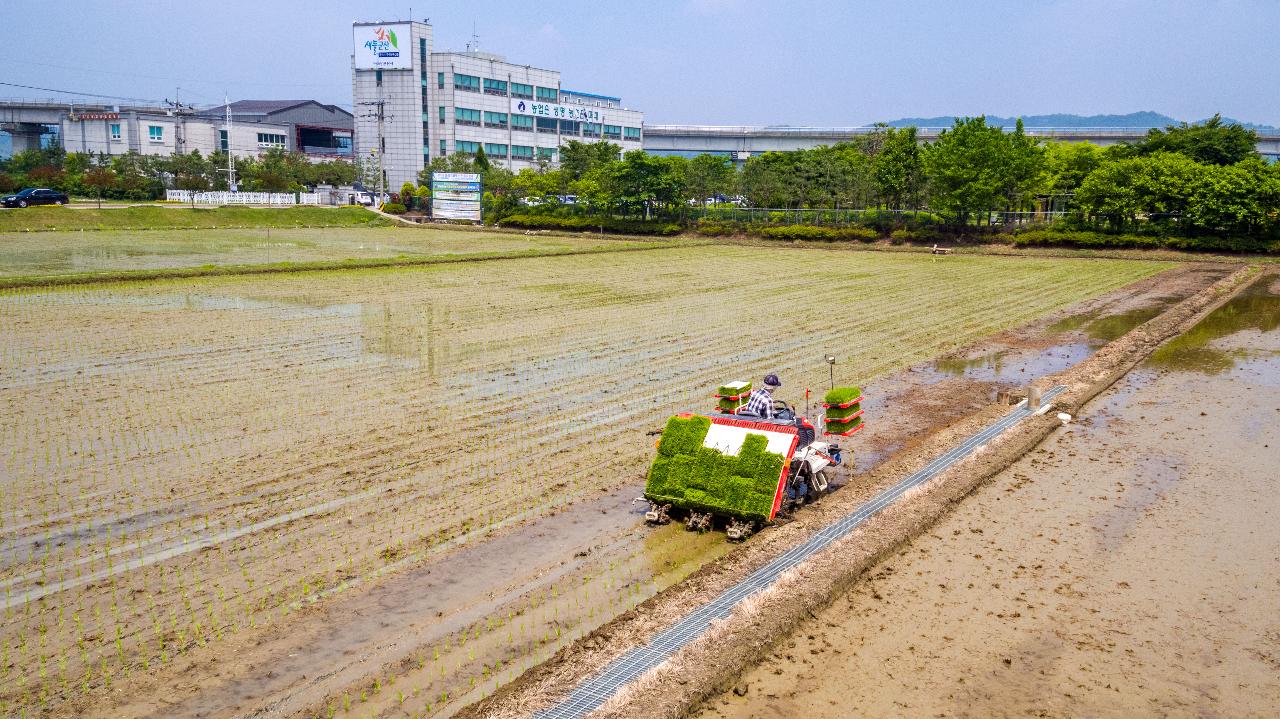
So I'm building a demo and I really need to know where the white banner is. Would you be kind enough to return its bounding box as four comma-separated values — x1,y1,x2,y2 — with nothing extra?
353,23,412,70
509,99,603,123
432,172,481,183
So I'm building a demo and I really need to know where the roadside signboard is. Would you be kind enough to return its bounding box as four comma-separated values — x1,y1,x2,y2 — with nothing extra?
431,172,482,221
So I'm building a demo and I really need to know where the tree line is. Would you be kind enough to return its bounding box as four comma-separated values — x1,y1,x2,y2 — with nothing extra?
0,146,358,201
428,115,1277,239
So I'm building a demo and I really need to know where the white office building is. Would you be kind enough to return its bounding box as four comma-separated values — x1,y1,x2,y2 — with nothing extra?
351,20,645,189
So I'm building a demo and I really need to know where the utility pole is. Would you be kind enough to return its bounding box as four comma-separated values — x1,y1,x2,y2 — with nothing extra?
358,98,390,206
216,95,237,192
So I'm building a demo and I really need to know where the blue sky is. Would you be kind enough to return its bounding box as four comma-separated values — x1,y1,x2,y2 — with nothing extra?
2,0,1277,125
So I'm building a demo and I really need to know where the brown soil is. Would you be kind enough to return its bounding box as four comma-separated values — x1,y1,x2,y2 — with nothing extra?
455,264,1255,719
696,272,1280,718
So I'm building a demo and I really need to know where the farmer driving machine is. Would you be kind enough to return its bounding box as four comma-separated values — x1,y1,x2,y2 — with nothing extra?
643,381,865,541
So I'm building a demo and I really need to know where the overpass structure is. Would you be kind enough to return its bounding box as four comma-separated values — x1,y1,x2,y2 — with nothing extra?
642,124,1280,162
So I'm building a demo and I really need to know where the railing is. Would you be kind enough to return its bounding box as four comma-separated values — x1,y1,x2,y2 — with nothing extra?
166,191,324,206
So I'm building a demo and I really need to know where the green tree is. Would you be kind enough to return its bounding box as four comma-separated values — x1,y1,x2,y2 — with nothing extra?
873,127,924,210
684,154,735,205
1185,158,1280,235
923,116,1013,223
1076,152,1205,230
1136,114,1258,166
1042,141,1103,199
559,140,621,182
610,150,686,218
473,145,491,172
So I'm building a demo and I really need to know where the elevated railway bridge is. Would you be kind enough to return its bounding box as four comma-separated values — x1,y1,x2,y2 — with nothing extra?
641,124,1280,163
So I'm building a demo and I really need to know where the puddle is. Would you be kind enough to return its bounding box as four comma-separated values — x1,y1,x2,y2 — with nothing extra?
1048,296,1181,343
1145,275,1280,374
924,343,1092,384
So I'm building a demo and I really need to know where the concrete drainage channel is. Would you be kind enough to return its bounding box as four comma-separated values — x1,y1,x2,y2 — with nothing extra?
536,386,1067,719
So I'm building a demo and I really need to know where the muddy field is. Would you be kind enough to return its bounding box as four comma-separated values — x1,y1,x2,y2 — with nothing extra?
695,272,1280,718
0,246,1174,717
0,226,657,278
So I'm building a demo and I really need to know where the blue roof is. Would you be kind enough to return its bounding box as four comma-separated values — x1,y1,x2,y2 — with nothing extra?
560,89,620,102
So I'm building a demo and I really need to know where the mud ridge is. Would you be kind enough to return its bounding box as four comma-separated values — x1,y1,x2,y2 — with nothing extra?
456,264,1256,719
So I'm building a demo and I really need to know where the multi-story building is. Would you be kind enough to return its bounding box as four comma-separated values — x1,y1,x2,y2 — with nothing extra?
351,20,645,189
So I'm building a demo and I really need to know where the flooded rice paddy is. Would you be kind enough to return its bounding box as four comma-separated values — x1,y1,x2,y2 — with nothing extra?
0,246,1171,717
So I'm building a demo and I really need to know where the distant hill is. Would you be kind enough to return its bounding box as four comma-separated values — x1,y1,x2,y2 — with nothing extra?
880,111,1275,130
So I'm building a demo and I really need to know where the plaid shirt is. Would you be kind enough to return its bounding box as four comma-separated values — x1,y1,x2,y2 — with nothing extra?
740,387,775,418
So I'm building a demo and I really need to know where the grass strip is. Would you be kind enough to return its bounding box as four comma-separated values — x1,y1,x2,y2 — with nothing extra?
0,206,389,232
0,241,690,290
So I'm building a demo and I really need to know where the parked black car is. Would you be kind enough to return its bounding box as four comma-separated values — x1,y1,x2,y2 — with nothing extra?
2,188,69,208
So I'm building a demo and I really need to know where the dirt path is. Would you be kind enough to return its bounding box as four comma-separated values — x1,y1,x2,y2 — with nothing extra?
694,273,1280,718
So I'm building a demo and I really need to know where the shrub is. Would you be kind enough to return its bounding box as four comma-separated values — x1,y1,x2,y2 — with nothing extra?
757,225,878,242
381,203,407,215
497,214,681,236
889,229,916,244
692,220,745,236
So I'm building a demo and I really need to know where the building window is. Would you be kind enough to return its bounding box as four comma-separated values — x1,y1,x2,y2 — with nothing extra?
512,145,534,160
219,129,228,151
603,124,622,140
512,114,534,132
456,140,480,155
582,122,601,138
257,132,286,148
624,126,642,141
484,143,508,157
454,107,481,127
419,38,427,62
375,69,383,86
483,111,508,128
536,86,558,103
511,82,533,99
437,72,445,89
560,120,581,135
483,78,508,96
109,123,122,141
453,73,480,92
439,105,446,124
440,138,446,156
537,146,556,161
536,117,557,134
148,125,164,142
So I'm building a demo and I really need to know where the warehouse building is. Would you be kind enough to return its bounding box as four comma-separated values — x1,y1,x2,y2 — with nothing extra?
30,100,351,160
351,19,645,189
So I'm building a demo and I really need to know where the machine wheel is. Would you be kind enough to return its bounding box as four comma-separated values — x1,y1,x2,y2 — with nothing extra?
726,519,754,542
644,503,671,525
685,512,712,533
17,200,28,208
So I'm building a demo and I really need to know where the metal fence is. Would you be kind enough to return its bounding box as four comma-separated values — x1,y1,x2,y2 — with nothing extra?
165,191,325,206
693,206,1068,227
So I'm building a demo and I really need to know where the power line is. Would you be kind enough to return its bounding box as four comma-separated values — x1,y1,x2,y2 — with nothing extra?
0,81,161,104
